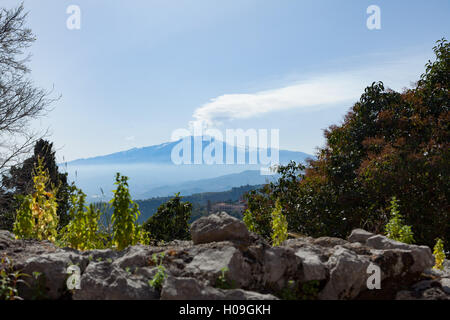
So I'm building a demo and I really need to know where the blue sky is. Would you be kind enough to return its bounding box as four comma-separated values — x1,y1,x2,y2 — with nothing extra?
3,0,449,161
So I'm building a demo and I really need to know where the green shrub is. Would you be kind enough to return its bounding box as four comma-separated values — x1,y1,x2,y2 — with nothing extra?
385,197,414,244
59,185,107,250
271,200,288,246
148,253,167,291
279,280,297,300
1,139,72,231
244,162,305,239
13,157,59,242
433,238,445,270
110,173,147,250
243,209,257,233
13,195,34,239
143,193,192,242
0,255,29,300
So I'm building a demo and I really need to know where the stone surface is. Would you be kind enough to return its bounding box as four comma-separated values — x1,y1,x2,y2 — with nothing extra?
294,248,327,282
0,220,447,300
161,276,277,300
319,246,371,300
396,278,450,300
72,261,159,300
190,212,251,245
440,278,450,294
366,235,434,273
348,229,375,244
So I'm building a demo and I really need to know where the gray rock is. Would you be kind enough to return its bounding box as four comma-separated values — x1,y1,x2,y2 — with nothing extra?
223,289,278,300
72,262,159,300
424,259,450,278
319,246,370,300
0,230,14,240
262,246,300,290
366,235,434,273
0,228,440,300
160,276,277,300
19,251,88,299
420,288,450,300
396,287,450,300
348,229,374,244
411,279,440,291
114,245,154,269
0,230,15,251
160,276,213,300
440,278,450,294
190,212,251,245
183,245,252,288
295,248,327,282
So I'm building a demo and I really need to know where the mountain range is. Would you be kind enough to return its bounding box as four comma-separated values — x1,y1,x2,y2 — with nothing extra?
66,137,311,166
62,136,313,200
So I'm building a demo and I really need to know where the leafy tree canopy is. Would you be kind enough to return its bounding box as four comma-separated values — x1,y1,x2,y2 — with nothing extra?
246,39,449,250
1,139,70,230
144,193,192,242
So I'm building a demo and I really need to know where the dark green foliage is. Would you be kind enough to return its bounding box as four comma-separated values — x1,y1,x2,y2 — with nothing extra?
243,186,274,239
279,280,320,300
29,272,47,300
143,193,192,242
244,162,305,238
148,253,167,291
0,140,71,230
0,192,15,231
0,255,29,300
214,267,236,290
245,39,450,249
59,184,109,250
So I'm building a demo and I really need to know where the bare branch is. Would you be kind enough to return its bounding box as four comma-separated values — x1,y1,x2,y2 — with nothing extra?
0,3,56,173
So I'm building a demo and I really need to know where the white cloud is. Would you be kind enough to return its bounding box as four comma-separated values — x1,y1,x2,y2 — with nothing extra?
190,54,428,128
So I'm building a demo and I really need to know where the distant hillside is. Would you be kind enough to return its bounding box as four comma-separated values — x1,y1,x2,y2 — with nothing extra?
138,170,277,199
135,184,262,223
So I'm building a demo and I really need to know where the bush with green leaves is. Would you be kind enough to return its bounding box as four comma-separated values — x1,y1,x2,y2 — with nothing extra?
244,161,305,239
243,208,257,233
271,200,288,246
13,157,59,242
0,255,28,300
110,173,147,250
433,238,446,270
2,140,72,231
148,253,167,291
243,187,273,238
385,197,414,244
13,195,34,239
143,193,192,242
59,184,108,250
